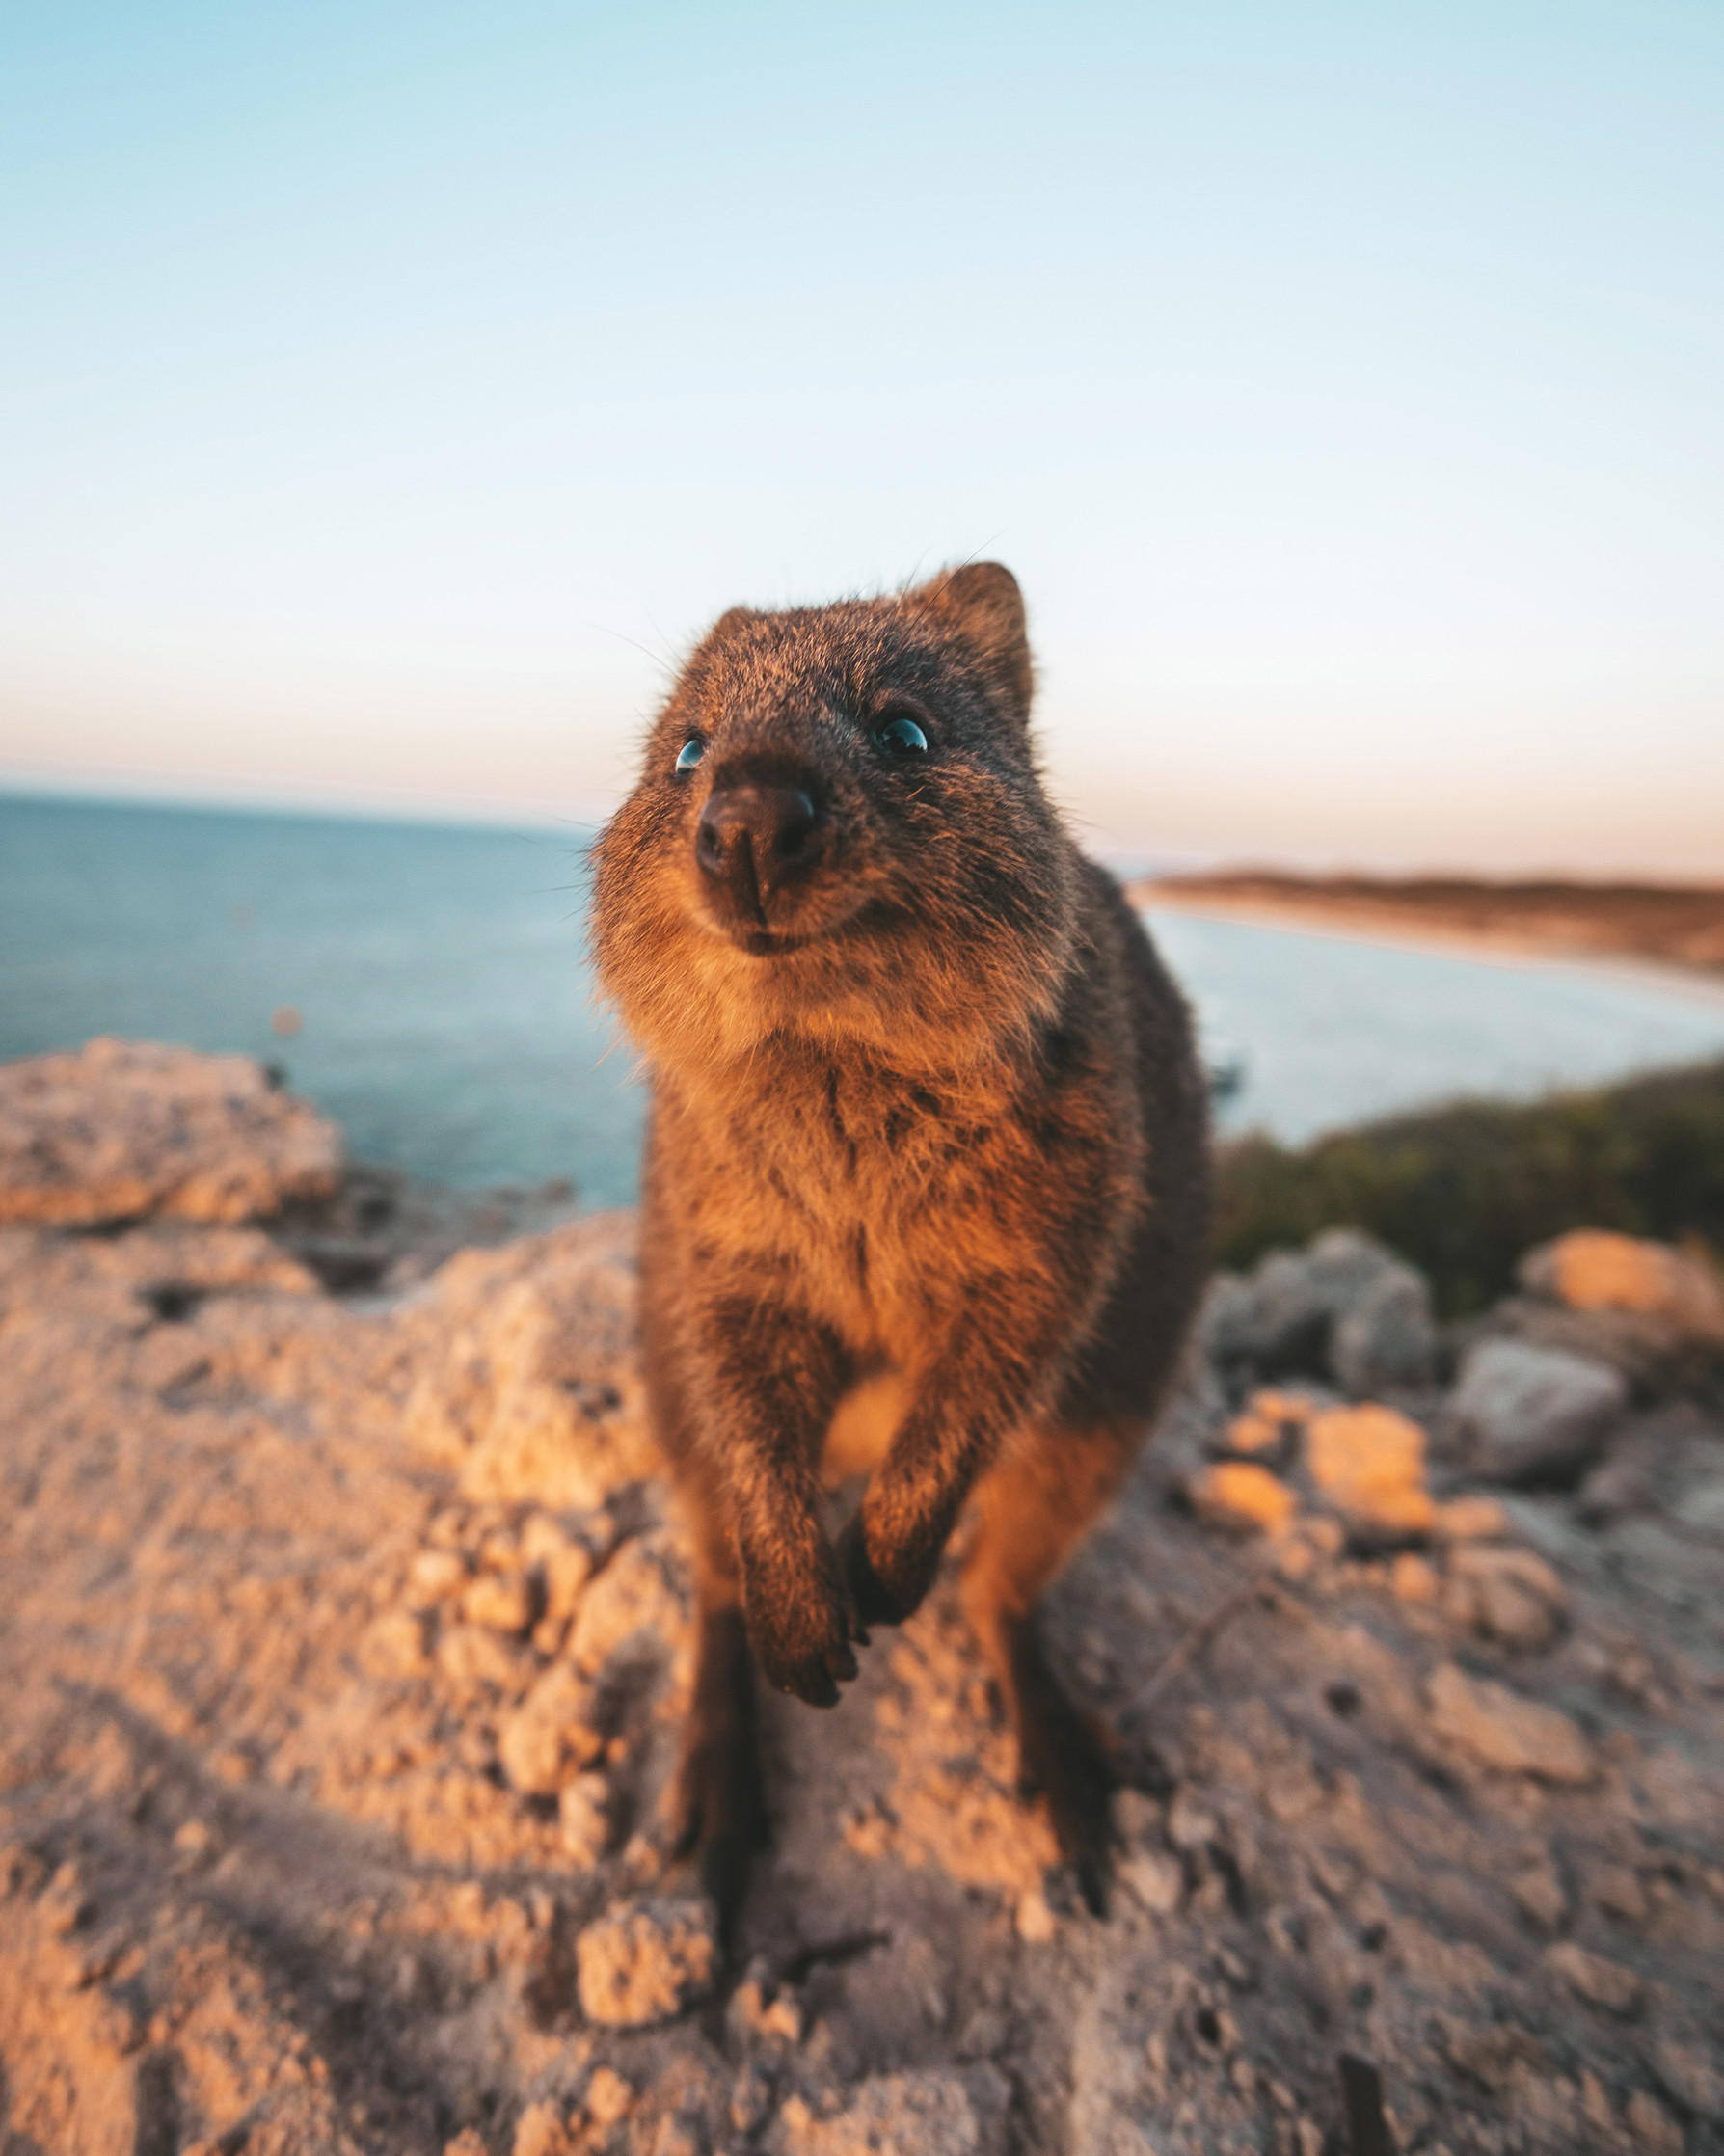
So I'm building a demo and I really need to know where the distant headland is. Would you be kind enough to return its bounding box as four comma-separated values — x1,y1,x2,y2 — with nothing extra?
1130,870,1724,981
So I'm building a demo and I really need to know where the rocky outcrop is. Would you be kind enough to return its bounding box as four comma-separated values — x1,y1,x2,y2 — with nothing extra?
1480,1227,1724,1399
0,1036,341,1226
1,1047,1720,2156
403,1217,658,1511
1521,1228,1724,1334
1201,1227,1437,1396
1447,1337,1629,1485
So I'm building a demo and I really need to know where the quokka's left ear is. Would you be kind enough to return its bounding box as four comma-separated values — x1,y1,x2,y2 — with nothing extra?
916,562,1034,728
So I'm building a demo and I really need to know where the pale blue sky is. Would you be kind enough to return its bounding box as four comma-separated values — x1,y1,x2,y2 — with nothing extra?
3,2,1721,871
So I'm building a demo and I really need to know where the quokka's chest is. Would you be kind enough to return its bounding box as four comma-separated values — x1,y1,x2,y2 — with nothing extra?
665,1061,1111,1334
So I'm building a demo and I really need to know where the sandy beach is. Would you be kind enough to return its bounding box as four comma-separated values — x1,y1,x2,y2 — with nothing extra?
1134,882,1724,1019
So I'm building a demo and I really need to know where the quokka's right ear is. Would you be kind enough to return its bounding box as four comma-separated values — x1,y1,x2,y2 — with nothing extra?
915,563,1034,728
705,605,756,643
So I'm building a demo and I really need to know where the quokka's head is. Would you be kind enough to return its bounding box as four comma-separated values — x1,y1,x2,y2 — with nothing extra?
591,565,1083,1073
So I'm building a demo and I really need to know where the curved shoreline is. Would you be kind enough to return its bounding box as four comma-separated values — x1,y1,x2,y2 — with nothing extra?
1134,888,1724,1018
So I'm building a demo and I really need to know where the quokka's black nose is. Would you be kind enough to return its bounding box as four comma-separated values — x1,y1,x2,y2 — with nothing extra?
695,783,821,920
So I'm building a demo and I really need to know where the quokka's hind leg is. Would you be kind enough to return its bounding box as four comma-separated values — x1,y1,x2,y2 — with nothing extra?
672,1497,768,1943
960,1420,1141,1916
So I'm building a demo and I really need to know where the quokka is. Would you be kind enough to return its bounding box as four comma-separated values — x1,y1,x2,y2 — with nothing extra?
591,563,1212,1921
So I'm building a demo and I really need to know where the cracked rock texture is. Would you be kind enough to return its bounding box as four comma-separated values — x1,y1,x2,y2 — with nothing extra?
0,1037,343,1226
2,1046,1722,2155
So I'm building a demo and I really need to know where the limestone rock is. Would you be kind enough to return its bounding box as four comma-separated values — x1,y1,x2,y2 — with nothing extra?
1625,2091,1684,2153
1433,1495,1508,1541
568,1530,691,1676
404,1548,470,1609
1445,1545,1568,1651
1509,1859,1566,1931
1578,1403,1724,1527
520,1514,595,1625
1389,1551,1440,1604
575,1897,718,2028
404,1213,659,1509
1544,1940,1639,2014
0,1038,341,1226
583,2070,636,2131
513,2100,579,2156
1520,1230,1724,1336
1330,1263,1438,1394
1305,1402,1437,1536
462,1571,534,1633
1199,1254,1328,1376
1479,1227,1724,1395
1649,2039,1724,2125
1118,1849,1184,1914
1448,1338,1627,1485
1200,1229,1436,1394
1426,1662,1594,1782
1214,1388,1313,1462
558,1773,611,1864
6,1034,1721,2150
498,1663,604,1795
776,2071,991,2156
1186,1460,1296,1533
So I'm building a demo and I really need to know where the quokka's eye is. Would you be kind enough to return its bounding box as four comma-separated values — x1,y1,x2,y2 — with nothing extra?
674,738,705,773
874,712,929,757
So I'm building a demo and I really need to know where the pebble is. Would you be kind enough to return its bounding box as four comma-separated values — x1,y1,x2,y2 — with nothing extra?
403,1548,469,1608
1446,1545,1567,1650
1389,1552,1440,1604
497,1663,604,1795
584,2069,635,2129
1166,1787,1219,1851
461,1571,534,1634
1119,1849,1184,1914
436,1622,527,1693
359,1608,429,1678
1545,1940,1640,2014
649,2115,702,2156
1425,1662,1595,1783
1509,1859,1567,1931
774,2070,983,2156
1014,1889,1056,1942
1110,1789,1162,1844
1625,2089,1684,2152
511,2100,578,2156
1186,1460,1297,1533
1590,1862,1648,1924
1649,2039,1724,2125
1305,1402,1437,1535
575,1897,718,2028
1434,1495,1508,1541
520,1513,594,1621
558,1773,611,1864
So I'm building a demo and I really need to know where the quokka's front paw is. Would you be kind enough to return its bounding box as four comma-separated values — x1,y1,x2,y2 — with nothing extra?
836,1513,938,1630
739,1548,859,1708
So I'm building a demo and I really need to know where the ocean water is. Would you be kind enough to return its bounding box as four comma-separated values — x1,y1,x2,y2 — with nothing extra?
5,794,1724,1206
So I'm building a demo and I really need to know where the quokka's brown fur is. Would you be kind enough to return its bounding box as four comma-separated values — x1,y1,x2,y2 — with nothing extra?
592,563,1212,1922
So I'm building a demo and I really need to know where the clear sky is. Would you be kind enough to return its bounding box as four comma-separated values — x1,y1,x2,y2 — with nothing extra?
4,2,1721,874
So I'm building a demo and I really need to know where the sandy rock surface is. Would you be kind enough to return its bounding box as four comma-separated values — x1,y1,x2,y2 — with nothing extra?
0,1038,343,1226
2,1054,1722,2155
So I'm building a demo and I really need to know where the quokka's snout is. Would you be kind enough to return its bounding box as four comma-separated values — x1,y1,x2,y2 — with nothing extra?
693,760,828,936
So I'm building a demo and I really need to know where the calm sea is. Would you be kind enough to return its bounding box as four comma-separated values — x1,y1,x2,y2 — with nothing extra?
5,794,1723,1208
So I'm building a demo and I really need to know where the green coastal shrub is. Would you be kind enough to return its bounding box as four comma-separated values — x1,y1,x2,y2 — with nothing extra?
1215,1056,1724,1318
